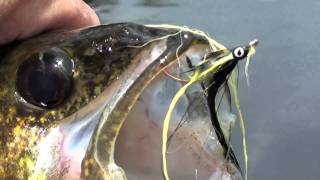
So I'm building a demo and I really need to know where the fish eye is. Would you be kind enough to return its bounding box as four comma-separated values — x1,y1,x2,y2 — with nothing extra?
233,47,245,58
16,48,74,108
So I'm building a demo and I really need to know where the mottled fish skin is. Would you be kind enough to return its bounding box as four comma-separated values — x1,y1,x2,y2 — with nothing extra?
0,23,206,179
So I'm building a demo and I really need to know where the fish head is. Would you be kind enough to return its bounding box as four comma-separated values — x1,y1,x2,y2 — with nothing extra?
0,23,256,180
0,23,176,178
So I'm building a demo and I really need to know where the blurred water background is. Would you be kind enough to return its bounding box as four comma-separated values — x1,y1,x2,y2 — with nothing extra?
88,0,320,179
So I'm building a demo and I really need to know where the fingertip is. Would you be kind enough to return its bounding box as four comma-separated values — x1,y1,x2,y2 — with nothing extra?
64,1,100,29
83,3,100,26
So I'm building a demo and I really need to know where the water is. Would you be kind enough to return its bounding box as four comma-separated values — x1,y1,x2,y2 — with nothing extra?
89,0,320,179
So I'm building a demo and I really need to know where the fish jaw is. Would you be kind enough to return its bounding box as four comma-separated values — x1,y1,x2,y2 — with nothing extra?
80,38,172,179
80,26,202,179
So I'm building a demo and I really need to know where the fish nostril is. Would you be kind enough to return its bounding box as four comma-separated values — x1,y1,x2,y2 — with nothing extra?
16,48,74,108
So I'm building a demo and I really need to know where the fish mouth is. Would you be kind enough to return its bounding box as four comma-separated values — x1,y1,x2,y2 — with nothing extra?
32,43,242,180
115,47,243,180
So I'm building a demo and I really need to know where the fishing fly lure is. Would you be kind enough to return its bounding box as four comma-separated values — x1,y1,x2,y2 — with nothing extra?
147,25,258,180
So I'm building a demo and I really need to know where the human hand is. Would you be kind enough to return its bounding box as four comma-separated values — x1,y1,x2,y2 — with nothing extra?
0,0,100,45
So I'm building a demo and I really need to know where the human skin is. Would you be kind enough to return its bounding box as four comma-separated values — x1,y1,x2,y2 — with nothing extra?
0,0,100,45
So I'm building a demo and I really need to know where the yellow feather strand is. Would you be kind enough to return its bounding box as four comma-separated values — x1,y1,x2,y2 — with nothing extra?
146,24,226,51
228,69,248,180
162,71,199,180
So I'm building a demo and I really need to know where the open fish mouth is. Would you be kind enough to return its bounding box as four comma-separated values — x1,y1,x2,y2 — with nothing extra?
115,50,241,180
0,23,257,180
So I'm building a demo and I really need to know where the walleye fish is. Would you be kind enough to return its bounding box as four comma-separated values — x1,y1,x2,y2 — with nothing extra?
0,23,257,180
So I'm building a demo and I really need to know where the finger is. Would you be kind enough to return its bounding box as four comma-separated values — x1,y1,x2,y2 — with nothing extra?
0,0,100,45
